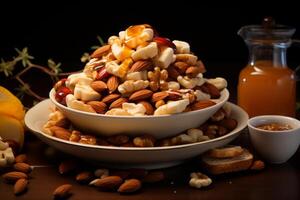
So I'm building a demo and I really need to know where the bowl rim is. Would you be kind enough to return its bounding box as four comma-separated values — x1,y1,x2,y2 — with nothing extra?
25,100,248,151
248,115,300,134
49,88,229,119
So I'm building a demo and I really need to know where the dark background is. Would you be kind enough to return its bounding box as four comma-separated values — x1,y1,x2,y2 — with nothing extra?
0,3,299,100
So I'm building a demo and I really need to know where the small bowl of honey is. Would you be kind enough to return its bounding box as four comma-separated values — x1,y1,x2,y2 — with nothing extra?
248,115,300,164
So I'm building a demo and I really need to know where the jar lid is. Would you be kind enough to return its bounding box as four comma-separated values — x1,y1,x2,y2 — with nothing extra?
238,17,295,43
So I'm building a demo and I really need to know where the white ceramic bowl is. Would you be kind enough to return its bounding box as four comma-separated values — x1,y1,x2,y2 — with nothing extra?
25,100,248,169
248,115,300,164
49,88,229,139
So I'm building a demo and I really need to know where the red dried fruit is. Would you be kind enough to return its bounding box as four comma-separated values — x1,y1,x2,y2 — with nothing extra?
53,78,67,91
153,37,176,51
55,87,72,105
96,67,110,80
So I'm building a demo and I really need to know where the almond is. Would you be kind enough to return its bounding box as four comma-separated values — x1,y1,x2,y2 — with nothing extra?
51,128,71,141
129,89,153,101
250,160,265,171
87,101,107,114
15,154,27,163
219,118,238,131
199,82,221,99
91,45,111,58
14,178,28,195
173,61,189,74
152,91,169,102
13,163,32,174
76,171,93,183
191,100,216,111
90,176,123,190
107,76,119,93
59,160,78,175
155,100,165,108
118,179,142,193
142,171,165,183
196,60,206,73
167,91,182,101
102,93,121,104
129,60,152,72
90,81,107,93
109,97,128,109
167,66,181,79
2,172,28,183
185,66,200,78
53,184,72,198
138,101,154,115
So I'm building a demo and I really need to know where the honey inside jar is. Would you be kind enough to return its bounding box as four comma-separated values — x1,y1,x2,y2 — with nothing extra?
237,18,296,117
256,123,293,131
238,60,296,117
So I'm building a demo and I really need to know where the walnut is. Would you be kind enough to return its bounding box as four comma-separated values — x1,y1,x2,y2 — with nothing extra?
210,109,226,122
148,67,169,91
189,172,212,189
133,135,156,147
69,130,82,142
79,135,97,145
171,129,210,145
43,110,69,135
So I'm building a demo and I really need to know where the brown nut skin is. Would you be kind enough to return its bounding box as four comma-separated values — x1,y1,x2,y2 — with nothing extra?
138,101,154,115
14,178,28,195
118,179,142,193
133,135,156,147
53,184,72,199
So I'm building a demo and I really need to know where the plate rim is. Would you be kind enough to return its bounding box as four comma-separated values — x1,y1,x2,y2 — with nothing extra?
25,99,248,152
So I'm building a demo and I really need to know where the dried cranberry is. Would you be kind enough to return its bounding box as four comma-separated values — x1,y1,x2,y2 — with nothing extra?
55,86,72,105
53,78,68,91
153,37,176,51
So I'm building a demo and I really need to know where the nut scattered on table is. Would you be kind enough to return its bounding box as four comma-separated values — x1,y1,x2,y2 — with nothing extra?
189,172,212,189
14,178,28,195
53,184,72,199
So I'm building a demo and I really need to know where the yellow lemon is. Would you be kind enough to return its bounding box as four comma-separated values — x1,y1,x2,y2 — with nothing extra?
0,86,25,121
0,86,25,148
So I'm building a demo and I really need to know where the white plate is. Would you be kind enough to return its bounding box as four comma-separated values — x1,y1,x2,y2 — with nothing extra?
25,99,248,169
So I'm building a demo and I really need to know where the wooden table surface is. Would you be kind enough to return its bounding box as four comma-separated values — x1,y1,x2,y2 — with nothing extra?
1,129,300,200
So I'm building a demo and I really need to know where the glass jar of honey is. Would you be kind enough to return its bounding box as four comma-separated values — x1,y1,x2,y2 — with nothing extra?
237,18,296,117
